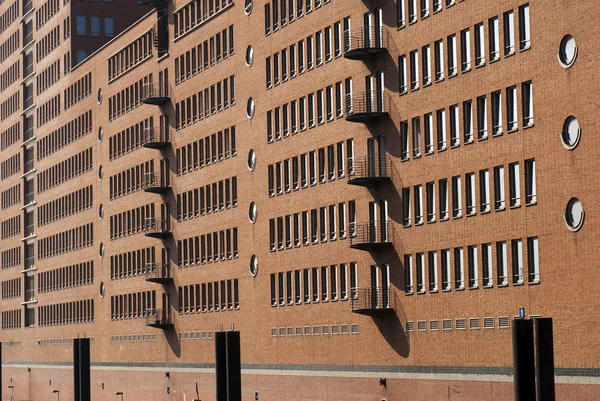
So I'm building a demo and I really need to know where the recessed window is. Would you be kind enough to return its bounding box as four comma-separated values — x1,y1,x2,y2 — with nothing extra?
99,282,105,298
246,98,255,118
249,255,258,276
244,0,253,15
248,202,257,223
245,46,254,66
99,243,105,258
98,165,104,180
561,116,581,150
558,35,577,68
247,149,256,171
98,127,103,142
565,198,584,231
97,89,103,104
99,204,104,220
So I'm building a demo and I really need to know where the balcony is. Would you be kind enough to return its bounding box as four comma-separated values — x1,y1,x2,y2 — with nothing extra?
142,127,169,150
145,263,172,284
344,26,389,61
23,288,36,304
23,94,33,110
345,91,389,124
350,286,394,317
143,217,171,239
24,190,34,206
143,172,170,194
142,82,169,105
23,0,33,14
347,156,391,187
23,256,35,271
23,62,33,78
349,221,393,251
24,223,34,238
145,308,172,328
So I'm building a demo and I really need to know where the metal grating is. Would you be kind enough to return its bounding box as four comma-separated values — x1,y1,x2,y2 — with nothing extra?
430,320,440,331
406,321,414,332
484,317,495,329
498,316,510,329
469,318,481,330
456,318,466,330
442,319,453,330
417,320,427,331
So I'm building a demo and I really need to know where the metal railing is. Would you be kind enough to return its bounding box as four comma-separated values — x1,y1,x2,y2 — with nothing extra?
24,190,34,205
349,221,392,248
23,94,34,110
24,158,34,173
345,91,389,117
24,256,34,270
348,156,391,182
24,223,34,238
142,82,168,101
23,31,33,47
142,127,168,145
23,63,34,78
145,308,170,326
143,217,169,234
23,126,34,142
350,286,393,312
344,26,389,54
23,0,33,14
145,263,171,281
24,289,35,302
143,172,166,189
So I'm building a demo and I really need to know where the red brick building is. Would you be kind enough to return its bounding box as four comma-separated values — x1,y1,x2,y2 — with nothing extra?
0,0,599,400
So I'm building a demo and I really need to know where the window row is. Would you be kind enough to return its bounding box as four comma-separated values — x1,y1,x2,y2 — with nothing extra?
0,31,19,64
399,5,530,93
1,246,20,270
74,15,114,37
270,323,359,337
38,184,93,226
38,223,94,259
1,277,20,299
177,227,239,267
1,215,20,239
108,30,153,81
37,110,93,160
174,75,236,130
268,139,353,196
178,278,240,314
270,263,357,306
264,0,332,36
0,91,19,121
0,152,19,180
37,147,93,193
0,121,19,150
267,77,350,143
269,201,356,251
109,203,155,240
36,0,61,30
406,316,512,332
173,0,233,40
400,82,534,159
405,237,540,294
108,116,154,161
111,333,157,343
109,158,158,200
64,72,92,110
175,125,236,175
110,290,156,320
0,60,19,92
397,0,463,28
36,59,61,95
176,176,237,221
1,309,21,330
266,17,343,89
38,261,94,293
37,93,61,127
36,24,60,62
1,183,19,210
403,160,536,225
39,299,95,326
107,73,152,121
0,1,18,35
175,24,234,86
110,246,157,281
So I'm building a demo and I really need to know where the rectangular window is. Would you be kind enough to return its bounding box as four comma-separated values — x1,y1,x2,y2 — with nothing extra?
410,50,419,90
416,253,425,293
315,30,323,65
321,266,328,301
448,34,457,76
519,4,531,51
408,0,417,23
479,169,490,213
494,165,506,210
420,0,429,18
428,251,438,292
497,241,508,286
441,249,451,291
424,113,433,154
340,264,347,299
463,100,473,143
454,247,464,289
422,45,431,85
437,109,447,150
312,268,319,302
482,243,493,287
402,188,411,226
434,40,444,81
504,11,515,56
465,172,476,215
474,23,485,66
507,86,518,131
512,239,523,284
477,95,488,139
303,269,310,303
468,245,478,288
522,81,534,126
399,55,407,94
426,181,435,222
439,179,448,220
452,175,462,218
460,29,471,72
509,162,521,207
450,104,459,146
414,185,423,225
525,159,536,205
527,236,539,283
492,91,503,135
404,255,413,294
412,117,421,157
400,121,409,160
489,16,500,61
334,22,342,57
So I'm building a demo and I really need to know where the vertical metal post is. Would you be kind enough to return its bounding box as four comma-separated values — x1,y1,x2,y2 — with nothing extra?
512,319,536,401
535,318,556,401
215,331,227,401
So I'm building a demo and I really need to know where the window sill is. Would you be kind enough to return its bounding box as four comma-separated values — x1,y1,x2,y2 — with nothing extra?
520,46,531,53
489,56,500,64
461,67,472,73
413,154,422,159
468,286,479,290
495,206,506,212
414,221,424,226
528,281,540,286
410,87,419,92
455,287,465,291
423,81,432,88
492,131,503,137
523,122,535,130
510,204,521,210
429,289,438,294
483,285,493,289
480,209,491,215
513,282,524,286
417,290,426,295
448,72,458,79
498,283,509,287
442,288,451,292
526,201,537,207
505,51,516,58
452,214,462,220
466,212,476,217
450,143,460,149
427,219,436,224
405,292,413,296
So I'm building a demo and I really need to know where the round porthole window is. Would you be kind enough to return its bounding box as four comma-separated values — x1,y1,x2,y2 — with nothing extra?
246,98,255,118
245,45,254,66
98,165,104,181
561,116,581,150
99,282,105,298
99,204,104,220
558,35,577,68
248,202,257,223
244,0,253,15
98,127,103,143
247,149,256,171
565,198,584,231
249,255,258,276
99,243,105,258
97,88,103,104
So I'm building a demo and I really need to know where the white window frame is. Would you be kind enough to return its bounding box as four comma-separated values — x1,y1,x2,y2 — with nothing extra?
424,113,434,154
528,236,539,283
414,184,423,225
525,159,536,205
422,45,431,86
509,162,521,208
434,39,444,81
448,34,457,77
497,241,508,286
460,29,471,72
450,104,459,147
480,169,490,213
489,16,500,61
494,165,505,210
439,178,448,220
465,172,476,216
504,11,515,56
